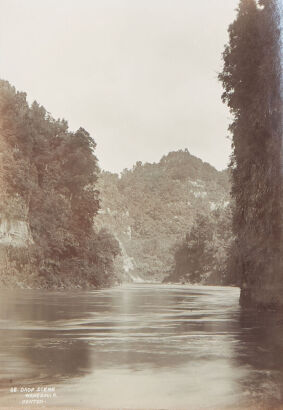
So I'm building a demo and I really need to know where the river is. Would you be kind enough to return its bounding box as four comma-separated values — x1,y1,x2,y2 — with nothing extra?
0,284,282,409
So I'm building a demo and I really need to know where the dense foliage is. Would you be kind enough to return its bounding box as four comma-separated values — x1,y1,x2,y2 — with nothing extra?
0,82,233,288
164,208,234,285
219,0,283,306
0,80,120,289
97,150,231,282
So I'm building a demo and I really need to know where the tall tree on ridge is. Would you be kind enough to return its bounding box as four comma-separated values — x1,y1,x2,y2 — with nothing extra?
219,0,283,308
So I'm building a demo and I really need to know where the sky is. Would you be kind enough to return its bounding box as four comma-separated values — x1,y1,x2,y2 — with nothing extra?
0,0,239,173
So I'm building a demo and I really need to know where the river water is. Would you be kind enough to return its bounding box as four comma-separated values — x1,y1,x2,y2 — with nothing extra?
0,284,282,409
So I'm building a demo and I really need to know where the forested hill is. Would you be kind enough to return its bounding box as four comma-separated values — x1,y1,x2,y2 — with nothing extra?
0,81,231,288
96,150,231,282
0,80,120,289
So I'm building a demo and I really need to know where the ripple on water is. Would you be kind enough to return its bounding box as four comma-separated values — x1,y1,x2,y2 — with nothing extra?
0,284,282,408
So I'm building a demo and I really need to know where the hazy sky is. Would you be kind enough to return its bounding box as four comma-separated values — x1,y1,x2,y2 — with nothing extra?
0,0,238,173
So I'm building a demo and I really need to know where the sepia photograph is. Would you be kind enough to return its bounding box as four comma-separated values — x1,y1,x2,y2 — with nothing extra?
0,0,283,409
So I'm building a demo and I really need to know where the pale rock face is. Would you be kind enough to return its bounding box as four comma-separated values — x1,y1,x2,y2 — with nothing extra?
210,200,230,211
126,226,132,239
117,238,144,283
189,179,204,188
118,240,135,273
0,219,33,248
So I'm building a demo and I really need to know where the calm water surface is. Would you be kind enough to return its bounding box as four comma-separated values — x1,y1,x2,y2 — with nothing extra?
0,284,283,409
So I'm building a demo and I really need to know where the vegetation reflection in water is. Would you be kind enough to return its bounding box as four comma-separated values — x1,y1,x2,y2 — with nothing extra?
0,284,282,408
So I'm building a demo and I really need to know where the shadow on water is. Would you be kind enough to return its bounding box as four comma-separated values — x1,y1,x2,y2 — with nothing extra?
0,290,93,387
0,286,242,386
234,308,283,406
0,285,283,408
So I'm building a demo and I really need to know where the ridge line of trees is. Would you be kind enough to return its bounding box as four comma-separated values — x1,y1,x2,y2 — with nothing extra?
0,80,121,289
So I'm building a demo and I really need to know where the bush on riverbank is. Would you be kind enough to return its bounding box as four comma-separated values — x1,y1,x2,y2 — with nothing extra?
164,208,234,285
0,80,121,289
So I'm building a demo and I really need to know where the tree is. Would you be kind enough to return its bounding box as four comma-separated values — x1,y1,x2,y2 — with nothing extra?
164,210,233,285
0,80,120,289
219,0,283,308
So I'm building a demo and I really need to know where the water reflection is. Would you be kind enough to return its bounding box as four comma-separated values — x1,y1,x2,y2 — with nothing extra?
0,291,93,386
0,285,282,408
235,310,283,407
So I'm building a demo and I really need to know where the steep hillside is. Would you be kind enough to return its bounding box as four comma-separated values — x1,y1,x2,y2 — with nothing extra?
0,80,120,289
0,81,231,288
96,149,231,282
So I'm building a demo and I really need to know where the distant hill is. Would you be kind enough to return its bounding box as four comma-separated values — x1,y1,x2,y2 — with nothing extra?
0,81,231,289
96,149,231,282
